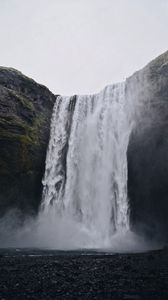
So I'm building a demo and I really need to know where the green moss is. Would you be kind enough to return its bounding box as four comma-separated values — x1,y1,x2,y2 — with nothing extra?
8,89,35,111
0,129,34,171
0,110,48,172
34,112,47,127
19,135,32,171
28,112,48,144
0,116,27,130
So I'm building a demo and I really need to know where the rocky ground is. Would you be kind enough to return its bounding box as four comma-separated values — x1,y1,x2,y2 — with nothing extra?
0,248,168,300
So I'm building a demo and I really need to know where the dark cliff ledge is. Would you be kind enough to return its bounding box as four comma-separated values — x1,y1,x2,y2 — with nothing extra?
126,50,168,241
0,67,56,215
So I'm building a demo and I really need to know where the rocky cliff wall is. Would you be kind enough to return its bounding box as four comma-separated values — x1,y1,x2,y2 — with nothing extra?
126,51,168,240
0,67,56,214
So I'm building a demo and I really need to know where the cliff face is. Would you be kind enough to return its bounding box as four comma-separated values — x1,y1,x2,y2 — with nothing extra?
0,67,56,215
126,51,168,240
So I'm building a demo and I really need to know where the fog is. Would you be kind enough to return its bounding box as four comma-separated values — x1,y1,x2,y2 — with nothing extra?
0,0,168,94
0,210,162,252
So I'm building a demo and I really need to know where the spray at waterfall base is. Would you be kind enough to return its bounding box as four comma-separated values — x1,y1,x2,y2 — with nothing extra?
38,83,158,250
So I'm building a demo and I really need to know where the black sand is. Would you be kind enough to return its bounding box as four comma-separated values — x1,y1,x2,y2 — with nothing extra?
0,248,168,300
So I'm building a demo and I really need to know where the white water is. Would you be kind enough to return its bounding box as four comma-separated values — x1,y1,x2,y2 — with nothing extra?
42,83,133,248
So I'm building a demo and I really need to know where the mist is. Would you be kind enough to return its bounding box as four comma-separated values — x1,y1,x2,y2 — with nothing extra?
0,209,162,252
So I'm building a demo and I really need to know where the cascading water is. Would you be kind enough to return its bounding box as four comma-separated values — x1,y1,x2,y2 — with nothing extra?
42,83,133,248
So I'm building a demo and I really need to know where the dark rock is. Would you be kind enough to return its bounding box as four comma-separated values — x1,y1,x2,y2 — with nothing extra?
0,67,56,215
0,249,168,300
126,51,168,241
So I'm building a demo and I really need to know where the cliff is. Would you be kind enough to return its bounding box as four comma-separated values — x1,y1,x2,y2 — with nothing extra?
126,51,168,240
0,67,56,214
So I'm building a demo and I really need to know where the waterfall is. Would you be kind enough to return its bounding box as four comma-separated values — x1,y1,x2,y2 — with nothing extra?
42,83,133,248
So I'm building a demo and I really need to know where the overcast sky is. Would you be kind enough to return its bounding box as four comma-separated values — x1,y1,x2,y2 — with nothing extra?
0,0,168,95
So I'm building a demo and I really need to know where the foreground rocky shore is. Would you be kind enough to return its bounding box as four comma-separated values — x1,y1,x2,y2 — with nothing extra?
0,248,168,300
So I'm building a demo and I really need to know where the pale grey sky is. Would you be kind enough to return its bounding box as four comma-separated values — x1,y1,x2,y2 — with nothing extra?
0,0,168,95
